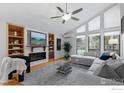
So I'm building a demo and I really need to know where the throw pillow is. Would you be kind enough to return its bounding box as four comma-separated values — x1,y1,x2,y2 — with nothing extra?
99,52,110,60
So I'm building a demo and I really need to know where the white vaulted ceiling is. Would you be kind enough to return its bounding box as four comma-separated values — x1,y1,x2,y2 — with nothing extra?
0,3,114,35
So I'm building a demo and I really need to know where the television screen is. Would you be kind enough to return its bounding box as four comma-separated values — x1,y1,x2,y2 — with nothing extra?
57,38,61,50
30,31,46,46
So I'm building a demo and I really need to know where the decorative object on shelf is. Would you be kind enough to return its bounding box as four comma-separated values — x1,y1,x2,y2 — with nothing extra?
14,40,19,44
14,31,17,36
63,42,72,61
13,47,20,49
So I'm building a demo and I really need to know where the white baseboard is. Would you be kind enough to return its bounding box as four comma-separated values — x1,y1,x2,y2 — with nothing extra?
31,59,48,66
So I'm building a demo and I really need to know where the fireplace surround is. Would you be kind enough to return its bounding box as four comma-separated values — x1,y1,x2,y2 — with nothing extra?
29,52,46,62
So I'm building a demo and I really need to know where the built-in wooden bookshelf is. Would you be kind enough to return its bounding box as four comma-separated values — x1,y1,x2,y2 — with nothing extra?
8,24,24,56
48,33,55,59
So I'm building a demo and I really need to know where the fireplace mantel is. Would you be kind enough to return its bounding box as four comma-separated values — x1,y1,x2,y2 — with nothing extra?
26,45,49,52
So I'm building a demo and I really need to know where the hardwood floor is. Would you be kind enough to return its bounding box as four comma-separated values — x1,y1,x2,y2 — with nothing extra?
0,57,64,85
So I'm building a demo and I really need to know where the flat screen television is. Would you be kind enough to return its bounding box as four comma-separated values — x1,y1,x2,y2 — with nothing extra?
30,31,46,46
57,38,61,50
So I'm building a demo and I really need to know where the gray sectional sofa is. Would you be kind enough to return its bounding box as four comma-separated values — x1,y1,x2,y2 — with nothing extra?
71,52,124,83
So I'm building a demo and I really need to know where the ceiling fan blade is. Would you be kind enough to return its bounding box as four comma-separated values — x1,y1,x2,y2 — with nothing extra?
71,17,79,21
57,7,64,13
50,16,61,19
71,8,83,15
62,20,65,24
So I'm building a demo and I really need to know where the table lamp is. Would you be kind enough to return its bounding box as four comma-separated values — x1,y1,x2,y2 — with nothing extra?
108,38,118,51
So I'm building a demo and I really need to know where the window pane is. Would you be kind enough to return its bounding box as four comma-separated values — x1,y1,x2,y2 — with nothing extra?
76,35,86,55
88,16,100,31
104,32,120,55
88,34,100,50
76,25,86,33
104,5,120,28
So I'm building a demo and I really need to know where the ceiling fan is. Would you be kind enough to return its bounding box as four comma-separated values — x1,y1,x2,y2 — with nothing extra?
50,3,83,24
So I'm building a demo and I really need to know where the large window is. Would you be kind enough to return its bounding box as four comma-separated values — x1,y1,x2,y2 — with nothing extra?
104,32,120,54
74,4,121,55
104,5,120,28
76,35,86,55
88,34,100,51
88,16,100,31
76,25,86,33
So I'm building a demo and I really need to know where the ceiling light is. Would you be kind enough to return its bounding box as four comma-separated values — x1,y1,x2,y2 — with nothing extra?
62,14,71,20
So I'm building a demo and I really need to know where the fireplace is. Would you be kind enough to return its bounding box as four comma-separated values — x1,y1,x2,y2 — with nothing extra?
29,52,46,62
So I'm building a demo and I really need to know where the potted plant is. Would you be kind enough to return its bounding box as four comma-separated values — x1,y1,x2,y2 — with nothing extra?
63,42,72,62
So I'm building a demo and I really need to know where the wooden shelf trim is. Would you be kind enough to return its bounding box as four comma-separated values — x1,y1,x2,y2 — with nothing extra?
48,33,55,59
9,48,24,51
8,35,24,39
9,53,24,56
9,44,24,46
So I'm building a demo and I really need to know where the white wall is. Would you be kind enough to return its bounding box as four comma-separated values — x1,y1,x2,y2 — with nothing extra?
54,34,64,59
0,21,7,59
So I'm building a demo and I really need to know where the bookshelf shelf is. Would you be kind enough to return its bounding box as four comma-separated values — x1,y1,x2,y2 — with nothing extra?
48,33,55,60
8,24,24,56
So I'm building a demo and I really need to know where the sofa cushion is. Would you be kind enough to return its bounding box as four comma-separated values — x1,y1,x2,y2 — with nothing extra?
88,63,105,75
98,64,120,80
71,55,95,66
84,52,98,57
115,64,124,78
107,62,123,70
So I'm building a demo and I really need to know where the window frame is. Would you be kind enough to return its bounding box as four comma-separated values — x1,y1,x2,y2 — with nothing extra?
88,34,101,51
104,33,120,55
76,35,87,55
76,25,86,33
88,16,100,31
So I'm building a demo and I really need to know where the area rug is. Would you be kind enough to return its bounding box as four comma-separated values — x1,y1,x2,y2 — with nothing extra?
21,61,123,85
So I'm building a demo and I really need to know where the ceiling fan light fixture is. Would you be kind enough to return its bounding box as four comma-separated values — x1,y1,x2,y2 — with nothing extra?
50,3,83,23
62,14,71,20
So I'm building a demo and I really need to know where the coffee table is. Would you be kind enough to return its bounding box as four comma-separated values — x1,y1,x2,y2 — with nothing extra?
57,62,72,75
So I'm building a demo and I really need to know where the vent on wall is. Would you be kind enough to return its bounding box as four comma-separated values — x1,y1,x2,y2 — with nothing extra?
63,34,74,38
